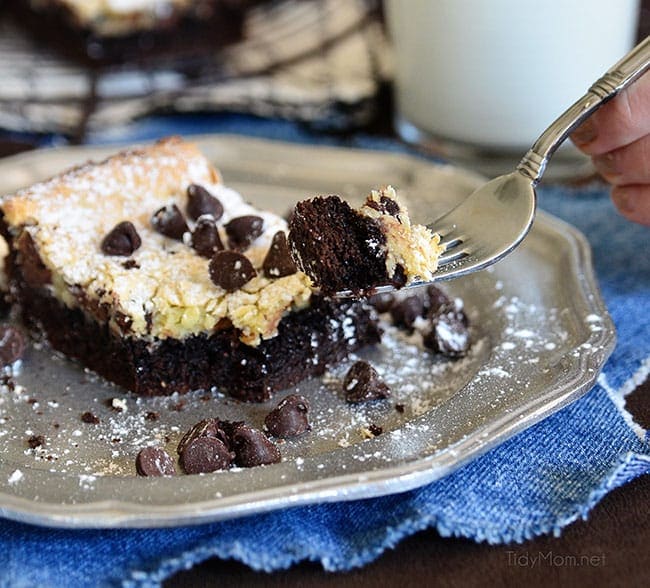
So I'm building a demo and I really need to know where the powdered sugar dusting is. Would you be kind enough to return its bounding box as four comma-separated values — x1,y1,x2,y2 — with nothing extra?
7,469,23,485
0,267,592,480
0,137,616,525
0,140,309,345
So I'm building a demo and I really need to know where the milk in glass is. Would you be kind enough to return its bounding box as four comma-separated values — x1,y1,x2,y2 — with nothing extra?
386,0,640,151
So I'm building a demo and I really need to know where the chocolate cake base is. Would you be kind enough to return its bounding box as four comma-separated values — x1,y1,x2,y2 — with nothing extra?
288,196,395,295
18,286,381,402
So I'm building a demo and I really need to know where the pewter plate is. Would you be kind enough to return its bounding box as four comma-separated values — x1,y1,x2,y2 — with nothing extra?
0,136,615,528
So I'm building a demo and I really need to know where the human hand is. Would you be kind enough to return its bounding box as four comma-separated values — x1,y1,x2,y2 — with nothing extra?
571,71,650,226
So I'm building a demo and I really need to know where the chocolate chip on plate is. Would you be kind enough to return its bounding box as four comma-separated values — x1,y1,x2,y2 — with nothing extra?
231,424,281,467
180,436,234,474
390,295,424,330
225,215,264,251
0,325,26,368
81,411,100,424
136,446,176,477
368,423,383,436
27,434,45,449
262,231,297,278
209,250,257,292
425,285,452,316
422,307,470,358
176,417,228,455
368,292,395,314
187,184,224,221
264,394,311,438
101,221,141,256
343,361,390,403
151,204,189,240
191,216,224,258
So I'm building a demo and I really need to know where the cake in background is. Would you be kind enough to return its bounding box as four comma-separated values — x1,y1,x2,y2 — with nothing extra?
3,0,257,64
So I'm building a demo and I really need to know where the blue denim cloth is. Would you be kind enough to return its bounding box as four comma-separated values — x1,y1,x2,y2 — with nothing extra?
0,116,648,588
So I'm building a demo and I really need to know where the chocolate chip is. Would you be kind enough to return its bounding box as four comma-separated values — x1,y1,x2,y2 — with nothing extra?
425,285,452,316
422,307,470,358
101,221,141,256
343,361,390,403
145,411,159,421
380,196,400,216
390,295,424,330
191,216,224,258
0,326,26,368
151,204,189,240
27,434,45,449
231,424,281,467
81,411,99,424
264,394,311,438
180,436,234,474
176,418,228,455
368,292,395,313
263,231,297,278
367,423,383,436
209,251,257,292
225,215,264,251
136,446,176,477
187,184,224,221
395,403,405,414
366,195,400,217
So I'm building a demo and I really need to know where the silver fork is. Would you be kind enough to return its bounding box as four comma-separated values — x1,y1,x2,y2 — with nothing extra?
382,35,650,291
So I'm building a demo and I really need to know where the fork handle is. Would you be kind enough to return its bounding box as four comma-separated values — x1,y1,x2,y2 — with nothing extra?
517,35,650,185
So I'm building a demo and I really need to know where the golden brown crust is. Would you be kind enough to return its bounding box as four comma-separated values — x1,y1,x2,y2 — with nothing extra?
1,137,220,227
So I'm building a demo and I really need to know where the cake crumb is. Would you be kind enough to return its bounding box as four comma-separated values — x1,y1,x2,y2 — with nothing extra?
27,434,45,449
81,411,100,424
111,398,127,413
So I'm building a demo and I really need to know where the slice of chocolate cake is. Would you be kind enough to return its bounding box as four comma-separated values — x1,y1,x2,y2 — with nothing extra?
288,186,444,295
0,138,381,401
5,0,249,65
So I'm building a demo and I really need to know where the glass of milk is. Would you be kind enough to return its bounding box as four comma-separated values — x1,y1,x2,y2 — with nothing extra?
385,0,640,177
